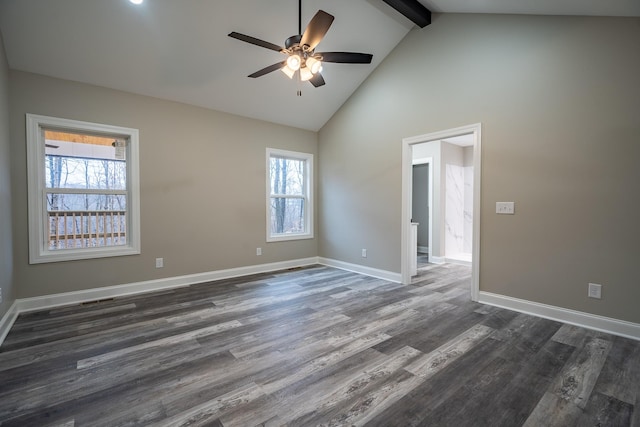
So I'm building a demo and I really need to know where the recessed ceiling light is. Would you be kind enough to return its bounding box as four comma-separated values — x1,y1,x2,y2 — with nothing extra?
129,0,143,4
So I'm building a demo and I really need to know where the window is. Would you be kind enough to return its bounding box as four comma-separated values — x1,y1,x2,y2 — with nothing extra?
266,148,313,242
26,114,140,263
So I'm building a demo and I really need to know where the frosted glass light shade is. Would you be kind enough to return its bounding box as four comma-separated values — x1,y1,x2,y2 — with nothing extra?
281,65,296,79
300,67,313,82
286,55,301,71
306,57,322,74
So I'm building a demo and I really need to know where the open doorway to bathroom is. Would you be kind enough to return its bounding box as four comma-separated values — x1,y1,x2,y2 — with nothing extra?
401,124,481,301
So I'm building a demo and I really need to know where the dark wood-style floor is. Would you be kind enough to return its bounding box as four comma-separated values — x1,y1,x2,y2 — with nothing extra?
1,263,639,426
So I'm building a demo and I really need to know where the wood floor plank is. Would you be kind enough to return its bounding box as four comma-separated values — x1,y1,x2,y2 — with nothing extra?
579,391,634,426
153,382,265,427
372,303,486,355
1,263,639,426
259,332,392,395
522,391,584,427
220,348,390,426
468,339,576,426
76,319,241,369
363,336,507,427
404,324,494,378
592,336,640,406
550,336,612,409
283,345,424,426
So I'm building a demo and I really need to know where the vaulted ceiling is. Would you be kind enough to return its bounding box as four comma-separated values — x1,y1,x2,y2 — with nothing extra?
0,0,638,131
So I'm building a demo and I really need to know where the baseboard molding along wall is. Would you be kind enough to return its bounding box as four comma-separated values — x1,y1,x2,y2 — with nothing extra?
479,291,640,341
3,258,639,347
317,257,402,283
17,257,319,314
0,257,318,347
429,256,446,265
0,301,19,346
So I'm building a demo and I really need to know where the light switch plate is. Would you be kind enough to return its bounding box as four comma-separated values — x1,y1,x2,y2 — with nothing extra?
496,202,515,214
588,283,602,299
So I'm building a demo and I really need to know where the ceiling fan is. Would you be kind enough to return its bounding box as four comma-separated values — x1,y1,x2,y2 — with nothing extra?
228,0,373,88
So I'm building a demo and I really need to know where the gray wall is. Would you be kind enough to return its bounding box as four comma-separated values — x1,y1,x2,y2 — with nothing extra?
463,146,473,167
413,141,441,257
411,164,429,248
0,32,14,317
318,14,640,323
9,71,318,298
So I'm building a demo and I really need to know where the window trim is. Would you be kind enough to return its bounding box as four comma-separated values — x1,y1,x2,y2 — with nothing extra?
266,148,314,242
26,114,141,264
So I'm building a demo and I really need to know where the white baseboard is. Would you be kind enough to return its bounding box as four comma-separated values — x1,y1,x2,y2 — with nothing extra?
0,301,19,345
9,258,636,347
0,256,399,347
318,257,402,283
478,291,640,341
417,246,429,254
0,257,316,347
429,256,446,265
15,257,319,315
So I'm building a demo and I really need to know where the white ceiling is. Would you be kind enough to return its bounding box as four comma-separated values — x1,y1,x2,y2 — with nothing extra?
1,0,638,131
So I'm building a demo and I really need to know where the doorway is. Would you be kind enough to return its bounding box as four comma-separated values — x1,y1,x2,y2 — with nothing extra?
411,158,432,264
401,123,481,301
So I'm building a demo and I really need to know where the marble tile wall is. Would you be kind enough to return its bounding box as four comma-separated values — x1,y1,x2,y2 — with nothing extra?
445,164,465,257
463,166,473,254
445,164,473,259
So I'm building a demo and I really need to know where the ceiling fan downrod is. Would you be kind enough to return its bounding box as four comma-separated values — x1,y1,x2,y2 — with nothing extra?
298,0,302,36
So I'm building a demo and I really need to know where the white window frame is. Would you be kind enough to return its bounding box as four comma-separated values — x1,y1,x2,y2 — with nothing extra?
266,148,314,242
26,114,141,264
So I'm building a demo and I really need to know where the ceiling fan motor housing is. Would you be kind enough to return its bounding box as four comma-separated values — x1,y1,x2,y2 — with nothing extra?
285,35,302,49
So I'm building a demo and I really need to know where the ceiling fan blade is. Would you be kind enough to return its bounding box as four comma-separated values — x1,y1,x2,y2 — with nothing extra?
228,32,283,52
300,10,334,50
248,61,287,78
317,52,373,64
309,73,325,88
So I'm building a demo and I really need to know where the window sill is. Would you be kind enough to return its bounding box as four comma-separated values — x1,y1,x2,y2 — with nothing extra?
29,246,140,264
266,233,314,243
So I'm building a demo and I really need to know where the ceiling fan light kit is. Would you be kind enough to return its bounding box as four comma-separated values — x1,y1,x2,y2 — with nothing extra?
228,1,373,89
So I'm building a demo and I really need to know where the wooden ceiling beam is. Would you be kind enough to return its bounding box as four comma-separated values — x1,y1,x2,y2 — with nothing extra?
382,0,432,28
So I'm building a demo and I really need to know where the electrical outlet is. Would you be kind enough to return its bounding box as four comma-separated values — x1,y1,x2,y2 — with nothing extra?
155,258,164,268
588,283,602,299
496,202,515,214
362,248,367,258
256,247,262,256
